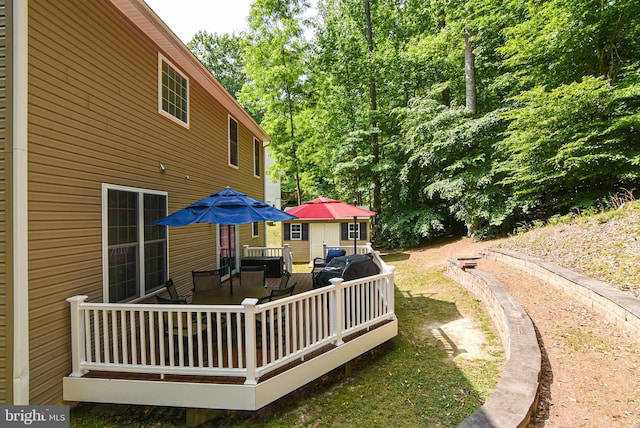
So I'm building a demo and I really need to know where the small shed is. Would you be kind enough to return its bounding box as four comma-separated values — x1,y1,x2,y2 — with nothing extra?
282,197,375,263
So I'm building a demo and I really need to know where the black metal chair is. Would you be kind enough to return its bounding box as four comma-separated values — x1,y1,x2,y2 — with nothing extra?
277,270,291,289
270,283,296,300
156,294,187,305
239,265,266,287
164,278,188,303
156,294,207,359
312,249,346,272
192,270,221,293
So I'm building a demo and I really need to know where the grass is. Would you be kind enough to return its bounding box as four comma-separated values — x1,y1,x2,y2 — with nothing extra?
266,222,280,247
70,243,503,427
503,199,640,295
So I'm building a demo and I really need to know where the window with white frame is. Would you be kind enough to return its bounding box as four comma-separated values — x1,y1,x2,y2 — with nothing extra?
252,221,259,237
103,184,168,303
290,223,302,240
229,116,239,167
348,223,361,240
158,54,189,126
254,137,261,177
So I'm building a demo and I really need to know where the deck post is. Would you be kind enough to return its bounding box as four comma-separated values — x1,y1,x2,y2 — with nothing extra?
329,278,344,345
66,295,89,377
386,266,396,314
243,244,249,257
242,298,259,385
283,244,292,272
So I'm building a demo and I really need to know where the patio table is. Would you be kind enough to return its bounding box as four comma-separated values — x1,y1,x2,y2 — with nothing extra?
192,284,269,305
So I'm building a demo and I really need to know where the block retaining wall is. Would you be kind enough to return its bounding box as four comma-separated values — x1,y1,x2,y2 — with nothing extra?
487,248,640,342
446,259,541,428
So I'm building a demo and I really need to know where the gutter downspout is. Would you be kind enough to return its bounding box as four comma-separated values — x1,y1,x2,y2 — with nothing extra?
13,0,29,404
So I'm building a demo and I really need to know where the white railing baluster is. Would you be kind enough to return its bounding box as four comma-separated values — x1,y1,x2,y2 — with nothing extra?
130,311,137,365
120,310,128,365
101,310,109,364
157,311,164,367
111,310,119,364
83,307,91,364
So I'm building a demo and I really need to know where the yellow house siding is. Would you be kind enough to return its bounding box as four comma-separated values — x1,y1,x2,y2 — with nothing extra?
0,0,11,405
27,0,265,404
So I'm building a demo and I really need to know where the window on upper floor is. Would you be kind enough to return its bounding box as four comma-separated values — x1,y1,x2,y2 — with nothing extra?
252,221,260,237
158,54,189,127
229,116,239,167
254,138,261,177
103,184,168,303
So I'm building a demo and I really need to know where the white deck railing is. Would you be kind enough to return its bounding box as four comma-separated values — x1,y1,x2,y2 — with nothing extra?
243,244,293,272
67,269,394,385
322,242,374,258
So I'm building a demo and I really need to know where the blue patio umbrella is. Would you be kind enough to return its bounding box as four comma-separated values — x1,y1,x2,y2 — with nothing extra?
154,186,296,293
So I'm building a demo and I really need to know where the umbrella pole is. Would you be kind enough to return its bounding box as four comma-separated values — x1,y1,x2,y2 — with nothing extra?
353,216,357,254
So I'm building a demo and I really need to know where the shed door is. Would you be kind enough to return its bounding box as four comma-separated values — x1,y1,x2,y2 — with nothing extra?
309,223,340,261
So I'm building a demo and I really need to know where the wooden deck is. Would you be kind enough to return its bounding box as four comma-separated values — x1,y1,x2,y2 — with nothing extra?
64,260,397,412
264,272,313,293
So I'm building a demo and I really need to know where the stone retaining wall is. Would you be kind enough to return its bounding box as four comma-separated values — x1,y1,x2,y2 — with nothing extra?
446,259,541,428
488,248,640,341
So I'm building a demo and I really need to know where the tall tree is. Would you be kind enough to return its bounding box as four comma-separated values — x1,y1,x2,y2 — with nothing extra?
188,31,247,99
239,0,312,205
363,0,381,213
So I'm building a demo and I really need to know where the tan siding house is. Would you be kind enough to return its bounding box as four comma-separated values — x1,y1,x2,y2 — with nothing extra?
2,0,269,405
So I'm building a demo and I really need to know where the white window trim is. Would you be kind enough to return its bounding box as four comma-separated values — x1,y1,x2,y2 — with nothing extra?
253,137,262,178
158,53,190,128
228,115,239,168
290,223,302,240
252,221,260,238
348,223,361,241
101,183,169,303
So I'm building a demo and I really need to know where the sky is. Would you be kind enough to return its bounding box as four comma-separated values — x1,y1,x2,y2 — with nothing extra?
144,0,254,43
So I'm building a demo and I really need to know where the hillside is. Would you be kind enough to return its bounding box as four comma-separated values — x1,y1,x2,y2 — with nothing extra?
497,200,640,298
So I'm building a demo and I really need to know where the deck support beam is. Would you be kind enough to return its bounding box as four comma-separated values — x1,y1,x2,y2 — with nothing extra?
186,408,228,427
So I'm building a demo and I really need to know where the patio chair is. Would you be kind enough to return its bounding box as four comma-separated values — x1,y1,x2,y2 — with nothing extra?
239,265,266,287
192,269,221,293
156,295,187,305
277,270,291,289
312,249,346,272
270,283,296,300
156,295,208,360
256,294,272,304
164,278,189,303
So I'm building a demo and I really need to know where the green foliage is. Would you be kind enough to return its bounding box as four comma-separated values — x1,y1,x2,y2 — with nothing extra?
188,31,247,99
190,0,640,246
498,75,640,216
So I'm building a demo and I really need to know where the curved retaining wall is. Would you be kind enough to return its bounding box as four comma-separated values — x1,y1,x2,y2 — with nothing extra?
446,259,541,428
488,248,640,341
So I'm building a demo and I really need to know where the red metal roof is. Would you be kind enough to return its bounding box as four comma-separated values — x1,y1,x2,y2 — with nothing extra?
287,197,376,219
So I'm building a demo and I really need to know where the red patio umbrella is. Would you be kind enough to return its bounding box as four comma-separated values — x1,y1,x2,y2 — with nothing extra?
287,197,376,253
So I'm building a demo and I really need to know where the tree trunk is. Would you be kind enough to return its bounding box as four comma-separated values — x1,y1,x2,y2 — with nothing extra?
364,0,381,215
283,50,302,205
464,26,477,115
438,8,451,107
